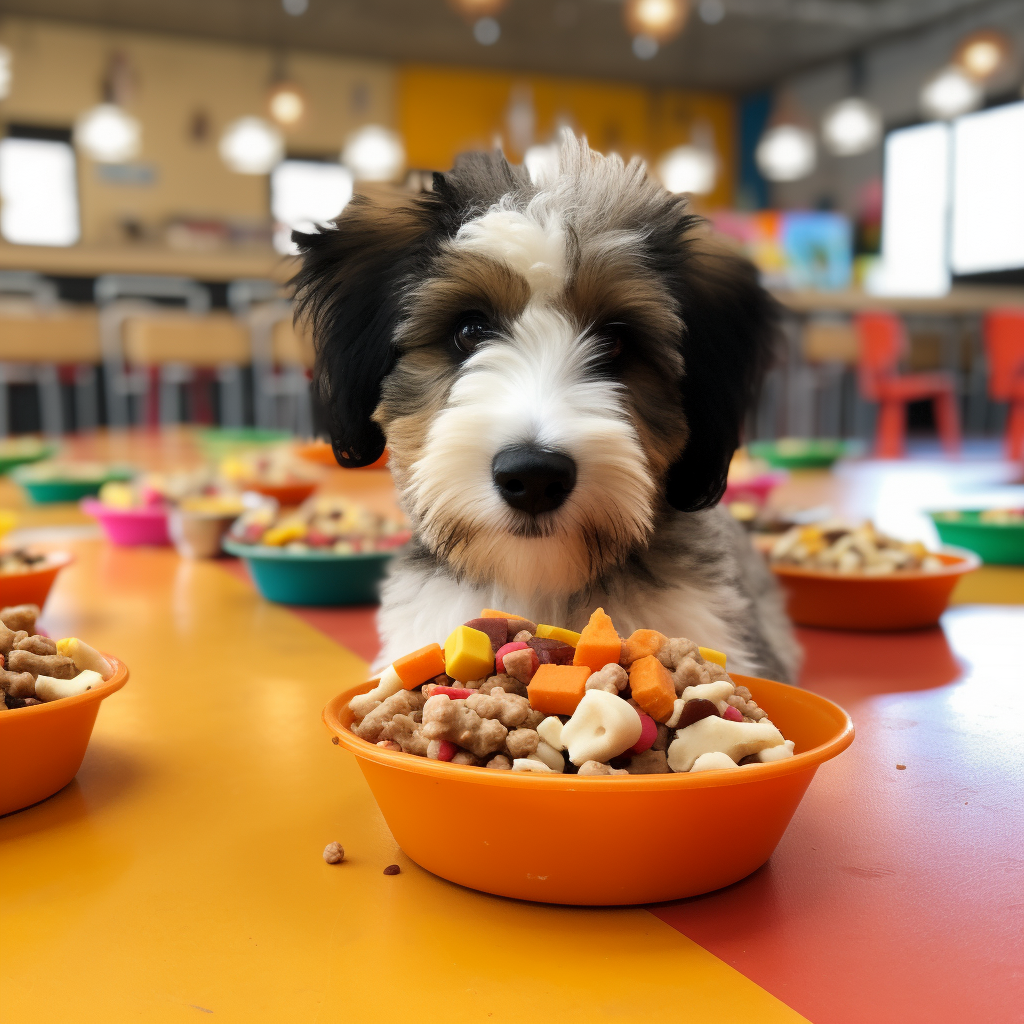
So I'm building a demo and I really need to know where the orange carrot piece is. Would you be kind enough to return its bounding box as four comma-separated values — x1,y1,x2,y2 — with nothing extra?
392,643,447,690
628,655,676,722
527,664,591,716
621,629,668,666
572,607,621,672
480,608,538,633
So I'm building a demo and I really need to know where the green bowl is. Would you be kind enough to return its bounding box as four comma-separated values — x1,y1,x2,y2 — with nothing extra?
0,441,55,475
930,511,1024,565
223,537,396,606
196,428,293,459
13,466,134,504
748,438,863,470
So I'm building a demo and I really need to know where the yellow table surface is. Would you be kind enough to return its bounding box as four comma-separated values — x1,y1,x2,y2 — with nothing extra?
0,540,806,1024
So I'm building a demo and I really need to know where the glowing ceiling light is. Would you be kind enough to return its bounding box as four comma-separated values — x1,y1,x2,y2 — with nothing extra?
920,66,982,120
268,81,306,126
821,97,883,156
755,124,816,182
74,103,141,163
658,145,716,194
342,125,405,181
624,0,689,43
474,17,501,44
0,45,12,101
219,117,284,174
954,30,1010,81
633,34,659,59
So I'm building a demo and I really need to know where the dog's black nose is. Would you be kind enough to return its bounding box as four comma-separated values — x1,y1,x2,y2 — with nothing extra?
492,445,577,515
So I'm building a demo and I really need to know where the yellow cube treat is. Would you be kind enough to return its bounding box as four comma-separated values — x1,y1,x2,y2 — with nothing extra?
261,523,306,546
699,646,727,668
535,624,582,647
443,625,495,682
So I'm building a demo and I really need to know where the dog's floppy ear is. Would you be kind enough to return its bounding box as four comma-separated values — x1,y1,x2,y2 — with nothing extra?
292,187,440,467
665,237,778,512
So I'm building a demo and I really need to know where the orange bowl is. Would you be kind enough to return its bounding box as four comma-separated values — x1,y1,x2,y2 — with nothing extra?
294,441,391,470
773,548,979,630
0,551,74,610
323,673,853,905
0,654,128,816
240,480,319,506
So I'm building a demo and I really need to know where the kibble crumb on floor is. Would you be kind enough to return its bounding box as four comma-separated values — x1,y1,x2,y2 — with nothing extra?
383,864,401,875
323,842,345,864
896,764,907,770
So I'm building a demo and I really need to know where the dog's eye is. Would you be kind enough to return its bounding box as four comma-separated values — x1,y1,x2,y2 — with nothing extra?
452,313,493,355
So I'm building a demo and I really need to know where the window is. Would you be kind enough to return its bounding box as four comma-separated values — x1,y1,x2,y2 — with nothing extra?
871,122,950,297
0,130,80,247
951,100,1024,276
270,159,353,255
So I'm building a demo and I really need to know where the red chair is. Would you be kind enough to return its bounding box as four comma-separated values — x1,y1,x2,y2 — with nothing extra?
854,311,962,458
983,309,1024,462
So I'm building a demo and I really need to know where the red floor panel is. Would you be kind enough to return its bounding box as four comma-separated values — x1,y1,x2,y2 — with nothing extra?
652,607,1024,1024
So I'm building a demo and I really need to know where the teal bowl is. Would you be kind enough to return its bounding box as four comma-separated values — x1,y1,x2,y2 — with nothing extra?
223,537,396,606
930,511,1024,565
0,441,55,475
196,428,293,459
748,439,864,470
13,467,134,504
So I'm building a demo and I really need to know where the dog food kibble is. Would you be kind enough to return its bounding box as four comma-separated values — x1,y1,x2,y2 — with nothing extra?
0,609,115,711
393,643,447,690
323,842,346,864
573,608,622,673
383,864,401,875
526,664,591,715
343,610,796,775
443,625,495,682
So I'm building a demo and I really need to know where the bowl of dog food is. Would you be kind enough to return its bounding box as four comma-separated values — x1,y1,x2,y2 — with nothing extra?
0,606,128,816
0,437,55,475
323,608,854,905
12,461,134,504
767,520,979,630
929,509,1024,565
81,480,172,547
748,438,862,471
0,549,74,609
219,446,322,506
224,496,410,605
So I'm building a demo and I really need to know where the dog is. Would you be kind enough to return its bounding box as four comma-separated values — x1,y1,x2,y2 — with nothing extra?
293,134,799,682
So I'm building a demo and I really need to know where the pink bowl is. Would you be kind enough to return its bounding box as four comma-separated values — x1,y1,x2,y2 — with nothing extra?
81,498,171,547
722,471,786,507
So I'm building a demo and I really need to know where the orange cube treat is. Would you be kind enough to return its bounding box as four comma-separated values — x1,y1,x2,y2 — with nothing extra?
572,607,621,672
392,643,447,690
527,664,591,716
481,607,538,632
621,629,668,666
628,655,676,722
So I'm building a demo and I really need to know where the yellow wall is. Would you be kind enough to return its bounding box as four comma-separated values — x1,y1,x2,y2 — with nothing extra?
0,17,395,245
399,65,736,209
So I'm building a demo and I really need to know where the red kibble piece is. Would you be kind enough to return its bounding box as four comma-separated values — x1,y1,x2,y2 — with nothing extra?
383,864,401,875
437,740,458,761
526,637,574,665
495,641,529,673
628,713,658,754
306,529,334,547
722,705,743,722
431,686,474,700
677,698,720,729
463,616,509,652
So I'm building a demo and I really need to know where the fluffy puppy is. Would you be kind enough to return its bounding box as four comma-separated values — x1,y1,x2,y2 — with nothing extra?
294,134,799,681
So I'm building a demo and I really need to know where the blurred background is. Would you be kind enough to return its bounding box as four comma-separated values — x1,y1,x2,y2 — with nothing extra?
0,0,1022,455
